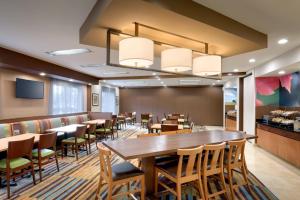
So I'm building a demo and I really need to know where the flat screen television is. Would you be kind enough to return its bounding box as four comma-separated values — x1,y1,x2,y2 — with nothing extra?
16,78,44,99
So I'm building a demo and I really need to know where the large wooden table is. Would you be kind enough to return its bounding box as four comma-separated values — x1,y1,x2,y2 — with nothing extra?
103,130,256,194
0,133,40,152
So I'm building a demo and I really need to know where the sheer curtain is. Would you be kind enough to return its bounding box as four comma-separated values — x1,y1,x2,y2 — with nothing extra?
49,79,84,114
101,86,116,114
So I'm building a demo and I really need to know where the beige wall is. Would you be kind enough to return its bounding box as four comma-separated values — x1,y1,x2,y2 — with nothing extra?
0,68,87,120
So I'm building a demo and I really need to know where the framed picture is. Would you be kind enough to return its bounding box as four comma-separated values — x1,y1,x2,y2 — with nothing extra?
92,93,99,106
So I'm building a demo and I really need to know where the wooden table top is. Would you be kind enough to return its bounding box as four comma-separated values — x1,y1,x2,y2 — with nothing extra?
0,133,40,152
46,124,85,134
82,119,105,125
103,130,256,159
151,123,183,130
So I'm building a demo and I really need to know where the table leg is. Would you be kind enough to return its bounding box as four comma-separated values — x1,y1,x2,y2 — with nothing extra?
141,156,155,195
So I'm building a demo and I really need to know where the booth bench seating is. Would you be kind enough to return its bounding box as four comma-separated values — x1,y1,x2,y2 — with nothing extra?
0,114,90,139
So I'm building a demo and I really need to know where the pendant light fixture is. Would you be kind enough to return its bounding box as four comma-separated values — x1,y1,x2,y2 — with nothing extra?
192,55,221,76
119,37,154,67
161,48,192,72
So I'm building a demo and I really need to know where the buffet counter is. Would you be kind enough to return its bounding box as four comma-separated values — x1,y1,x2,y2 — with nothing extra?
256,121,300,168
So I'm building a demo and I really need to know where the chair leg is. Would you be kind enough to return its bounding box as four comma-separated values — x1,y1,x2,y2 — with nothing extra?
61,143,64,159
227,169,234,200
241,165,252,193
85,142,89,156
55,153,60,172
31,163,36,185
95,175,102,200
75,145,79,161
38,160,42,182
197,175,205,200
88,140,91,154
6,173,10,199
202,175,208,200
221,171,230,200
107,183,113,200
176,182,182,200
141,176,145,200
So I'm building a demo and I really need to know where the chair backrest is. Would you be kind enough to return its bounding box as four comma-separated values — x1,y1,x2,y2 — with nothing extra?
172,113,181,117
176,129,192,134
160,130,178,135
163,119,178,125
226,139,246,166
126,112,133,117
137,133,159,138
38,132,57,150
161,124,178,132
88,124,97,134
97,143,112,182
203,142,226,175
141,113,150,120
177,146,204,178
74,126,87,138
7,136,34,160
104,119,113,129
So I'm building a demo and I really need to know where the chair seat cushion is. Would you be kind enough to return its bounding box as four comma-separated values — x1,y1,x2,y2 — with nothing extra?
96,128,111,132
85,134,96,139
112,162,144,181
155,155,179,166
0,158,31,169
141,119,149,123
62,137,85,144
156,160,197,178
32,149,55,158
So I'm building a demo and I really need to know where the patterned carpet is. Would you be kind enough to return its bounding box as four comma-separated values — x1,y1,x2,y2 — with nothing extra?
0,126,278,200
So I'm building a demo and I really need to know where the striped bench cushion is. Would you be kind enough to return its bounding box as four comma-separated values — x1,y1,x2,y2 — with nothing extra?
77,114,89,123
20,120,40,134
0,124,13,139
49,118,63,129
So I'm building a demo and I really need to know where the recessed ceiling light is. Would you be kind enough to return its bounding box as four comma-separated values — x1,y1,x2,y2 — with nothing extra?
69,79,74,82
217,80,221,82
46,48,91,56
145,65,150,68
233,69,239,72
103,80,106,82
212,83,216,86
161,81,164,84
228,73,233,76
249,58,256,63
39,72,46,76
152,72,157,76
278,70,286,75
278,38,288,45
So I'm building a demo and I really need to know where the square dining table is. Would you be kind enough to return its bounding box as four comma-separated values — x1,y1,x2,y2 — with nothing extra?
103,130,256,194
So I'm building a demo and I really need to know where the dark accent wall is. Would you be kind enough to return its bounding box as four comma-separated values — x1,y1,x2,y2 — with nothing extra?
119,86,223,126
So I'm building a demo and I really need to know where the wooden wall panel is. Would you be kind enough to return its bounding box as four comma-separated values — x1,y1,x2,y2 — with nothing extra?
119,86,223,125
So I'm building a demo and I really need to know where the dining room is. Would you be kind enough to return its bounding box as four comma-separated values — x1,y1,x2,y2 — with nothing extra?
1,0,300,200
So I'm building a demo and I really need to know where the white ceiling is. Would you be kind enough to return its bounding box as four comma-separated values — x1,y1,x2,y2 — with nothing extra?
1,0,300,86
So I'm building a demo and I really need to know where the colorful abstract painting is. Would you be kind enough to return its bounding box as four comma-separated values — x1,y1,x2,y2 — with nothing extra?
256,72,299,107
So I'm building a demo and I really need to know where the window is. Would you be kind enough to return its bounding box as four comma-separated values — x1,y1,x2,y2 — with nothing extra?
49,79,85,114
101,86,116,114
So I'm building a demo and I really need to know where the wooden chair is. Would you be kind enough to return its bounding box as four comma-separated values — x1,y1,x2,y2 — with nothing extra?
176,129,192,134
95,119,114,140
225,139,251,200
161,124,178,132
0,137,36,198
33,132,59,182
95,144,145,200
85,124,97,153
132,112,137,124
61,126,88,160
141,113,150,128
117,114,126,129
155,146,205,200
112,117,118,138
202,142,229,200
125,112,133,125
168,115,179,120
